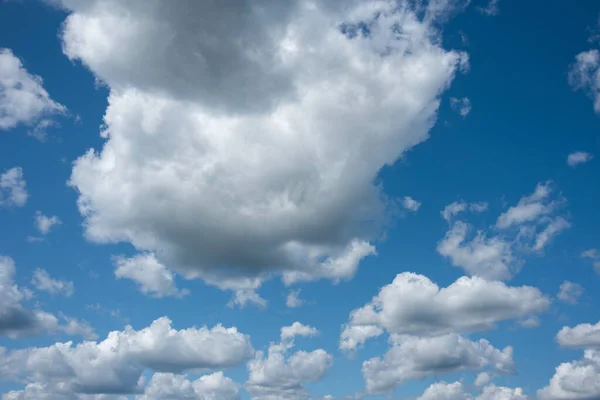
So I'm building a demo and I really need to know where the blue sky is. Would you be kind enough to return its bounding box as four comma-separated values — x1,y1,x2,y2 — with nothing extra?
1,0,600,399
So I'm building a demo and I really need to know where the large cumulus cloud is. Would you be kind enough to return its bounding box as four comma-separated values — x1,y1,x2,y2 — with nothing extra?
57,0,468,291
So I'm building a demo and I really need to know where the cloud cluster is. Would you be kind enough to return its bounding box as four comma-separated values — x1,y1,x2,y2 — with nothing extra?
246,322,331,400
538,321,600,399
136,372,240,400
56,0,468,293
0,256,93,339
417,381,527,400
0,167,28,208
438,182,569,280
1,317,253,397
0,48,66,131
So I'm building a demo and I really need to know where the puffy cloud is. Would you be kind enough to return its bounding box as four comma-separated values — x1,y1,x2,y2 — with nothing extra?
0,256,93,339
362,334,515,394
1,317,253,396
0,48,66,130
280,322,318,342
567,151,593,167
114,253,189,299
581,249,600,275
557,321,600,349
441,201,488,222
136,372,240,400
31,269,74,297
339,325,384,352
35,212,62,235
286,289,304,308
557,281,584,305
478,385,527,400
341,272,549,350
402,196,422,212
59,0,468,292
569,50,600,113
450,97,472,117
0,167,28,208
437,220,516,280
417,381,472,400
246,323,331,400
417,381,528,400
537,349,600,400
439,183,568,280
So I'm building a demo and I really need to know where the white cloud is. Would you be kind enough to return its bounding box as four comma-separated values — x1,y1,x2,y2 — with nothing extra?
35,211,62,235
567,151,593,167
341,272,549,350
0,167,28,208
114,253,188,299
581,248,600,275
246,323,331,400
533,217,570,251
519,316,541,329
557,321,600,349
441,201,488,222
31,268,74,297
438,220,516,280
1,317,254,396
59,0,468,292
478,0,500,16
450,97,472,117
0,255,94,339
538,349,600,400
280,322,319,342
417,381,528,400
439,183,568,280
362,334,515,394
417,381,473,400
340,325,384,352
496,182,555,229
569,50,600,113
0,48,66,130
402,196,422,212
286,289,304,308
228,289,268,310
557,281,584,305
475,372,491,387
137,372,240,400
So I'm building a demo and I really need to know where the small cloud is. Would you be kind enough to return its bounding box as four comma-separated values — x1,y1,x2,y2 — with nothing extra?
0,167,28,208
26,236,46,243
31,268,74,297
450,97,472,117
402,196,421,212
34,211,61,235
557,281,584,305
567,151,593,167
581,248,600,275
478,0,500,16
286,289,305,308
228,289,267,309
520,316,541,328
27,119,58,142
